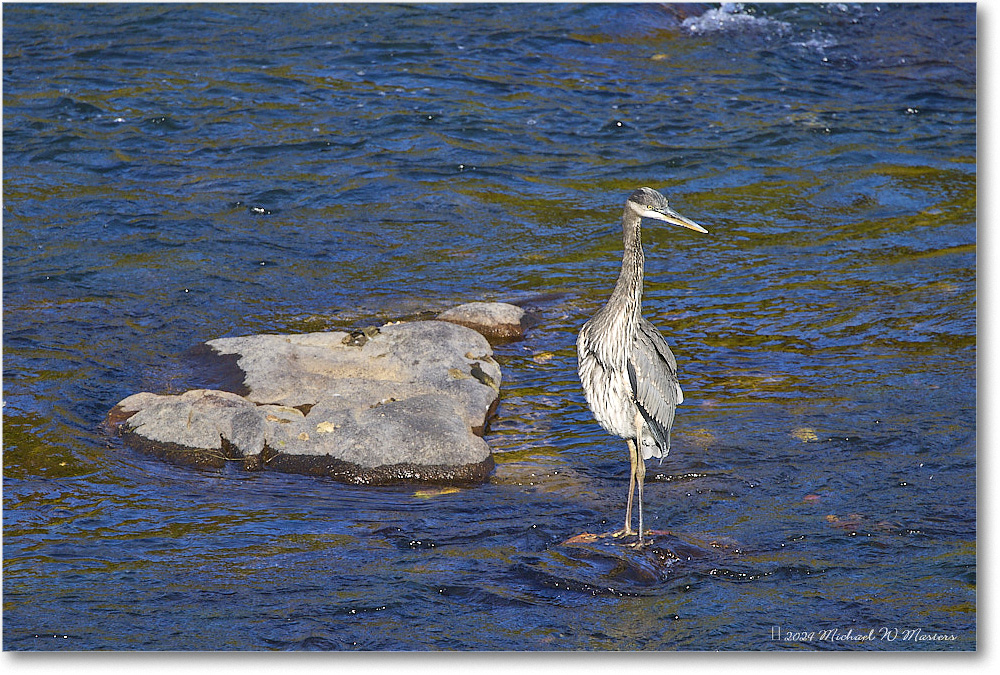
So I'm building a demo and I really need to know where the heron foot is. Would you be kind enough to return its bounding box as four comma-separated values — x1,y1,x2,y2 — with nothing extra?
611,527,636,539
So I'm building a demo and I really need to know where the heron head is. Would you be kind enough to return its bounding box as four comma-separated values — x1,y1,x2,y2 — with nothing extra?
626,187,708,234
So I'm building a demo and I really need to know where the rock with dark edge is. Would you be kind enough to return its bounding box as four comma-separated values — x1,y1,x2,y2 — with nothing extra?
437,301,527,341
107,320,501,485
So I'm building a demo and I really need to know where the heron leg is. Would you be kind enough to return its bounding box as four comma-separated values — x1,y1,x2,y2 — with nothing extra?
613,439,638,538
634,412,647,548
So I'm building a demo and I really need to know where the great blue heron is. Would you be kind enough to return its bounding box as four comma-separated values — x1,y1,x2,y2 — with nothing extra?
577,187,707,547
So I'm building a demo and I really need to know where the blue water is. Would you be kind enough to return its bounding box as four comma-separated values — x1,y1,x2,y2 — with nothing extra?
3,3,975,650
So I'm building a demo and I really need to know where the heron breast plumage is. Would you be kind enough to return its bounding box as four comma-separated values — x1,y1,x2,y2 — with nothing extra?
577,315,682,460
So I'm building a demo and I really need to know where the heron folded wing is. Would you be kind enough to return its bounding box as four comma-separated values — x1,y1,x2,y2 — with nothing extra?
638,318,684,404
628,320,683,458
627,359,668,460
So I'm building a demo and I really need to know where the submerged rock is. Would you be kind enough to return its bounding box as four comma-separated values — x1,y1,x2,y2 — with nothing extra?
107,320,501,485
516,530,748,595
437,301,527,342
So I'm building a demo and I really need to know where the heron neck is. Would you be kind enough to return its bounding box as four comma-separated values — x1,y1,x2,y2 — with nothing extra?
606,211,644,324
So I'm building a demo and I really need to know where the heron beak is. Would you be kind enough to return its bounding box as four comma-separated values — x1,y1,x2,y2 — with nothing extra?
641,206,708,234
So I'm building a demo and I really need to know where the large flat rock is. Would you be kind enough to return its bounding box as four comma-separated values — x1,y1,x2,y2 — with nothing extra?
107,320,501,485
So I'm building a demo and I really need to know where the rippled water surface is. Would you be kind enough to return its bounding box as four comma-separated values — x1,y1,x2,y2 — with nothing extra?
3,3,976,651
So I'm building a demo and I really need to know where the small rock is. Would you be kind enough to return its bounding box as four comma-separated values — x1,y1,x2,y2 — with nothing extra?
112,389,265,469
437,302,527,342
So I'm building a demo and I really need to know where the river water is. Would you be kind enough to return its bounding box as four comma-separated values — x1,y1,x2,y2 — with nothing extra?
2,3,976,651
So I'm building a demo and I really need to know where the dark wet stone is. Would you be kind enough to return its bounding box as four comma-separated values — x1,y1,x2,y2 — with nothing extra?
107,320,501,485
558,531,724,582
510,529,750,597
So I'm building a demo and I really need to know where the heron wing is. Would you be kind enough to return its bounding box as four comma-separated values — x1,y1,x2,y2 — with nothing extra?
627,318,683,458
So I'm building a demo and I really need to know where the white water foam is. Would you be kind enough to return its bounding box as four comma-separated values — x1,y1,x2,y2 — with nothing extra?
681,3,792,35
